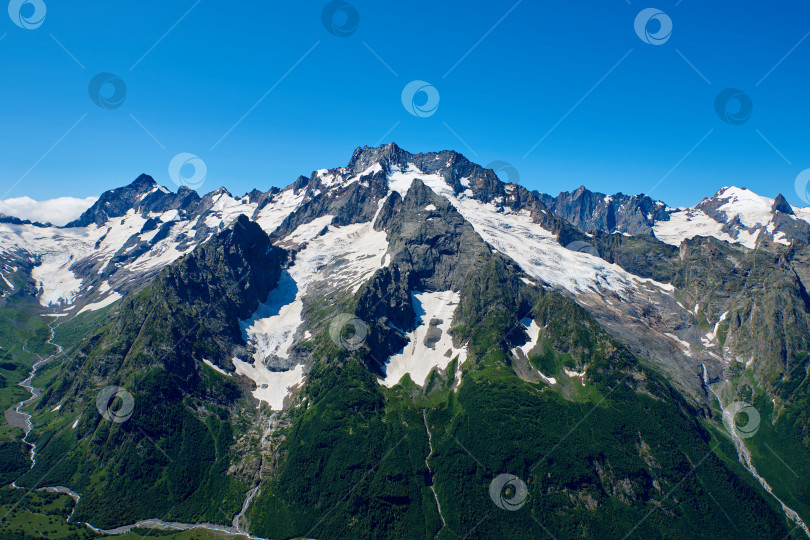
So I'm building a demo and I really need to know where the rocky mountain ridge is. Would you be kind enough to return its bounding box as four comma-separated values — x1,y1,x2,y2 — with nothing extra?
543,184,810,248
2,143,810,538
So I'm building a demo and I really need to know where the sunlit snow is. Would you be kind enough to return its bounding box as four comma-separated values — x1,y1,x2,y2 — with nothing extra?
382,290,467,388
512,318,556,385
238,218,389,407
77,292,121,314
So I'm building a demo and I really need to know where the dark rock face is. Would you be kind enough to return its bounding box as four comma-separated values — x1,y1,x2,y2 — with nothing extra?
354,179,496,368
423,318,443,348
347,142,410,174
0,216,51,227
161,214,285,324
671,237,810,392
384,179,491,292
772,193,794,215
68,174,155,227
771,208,810,244
590,232,679,283
353,178,551,374
541,185,810,248
373,190,402,231
539,186,669,236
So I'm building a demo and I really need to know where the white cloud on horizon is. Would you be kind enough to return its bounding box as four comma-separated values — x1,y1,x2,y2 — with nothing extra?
0,196,97,226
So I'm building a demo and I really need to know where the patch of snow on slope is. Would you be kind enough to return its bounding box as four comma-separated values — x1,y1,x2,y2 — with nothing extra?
129,217,213,274
77,292,121,314
653,209,736,247
242,270,301,363
254,188,306,234
239,219,389,407
460,200,665,295
96,211,149,272
794,206,810,224
513,318,556,385
564,368,586,380
31,253,83,307
382,291,467,387
713,311,729,336
516,317,541,357
232,359,305,410
388,164,445,197
773,231,789,245
701,332,715,347
129,241,196,273
348,163,383,185
203,359,232,377
665,332,692,355
156,209,179,222
316,169,342,187
203,192,256,229
286,214,334,244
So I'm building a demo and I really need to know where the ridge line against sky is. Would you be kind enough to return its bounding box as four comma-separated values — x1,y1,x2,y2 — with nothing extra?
1,1,809,208
3,157,808,228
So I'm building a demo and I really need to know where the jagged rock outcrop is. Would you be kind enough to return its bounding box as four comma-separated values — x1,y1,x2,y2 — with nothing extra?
540,186,669,236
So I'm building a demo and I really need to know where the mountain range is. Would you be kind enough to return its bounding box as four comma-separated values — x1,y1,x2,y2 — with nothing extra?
1,143,809,539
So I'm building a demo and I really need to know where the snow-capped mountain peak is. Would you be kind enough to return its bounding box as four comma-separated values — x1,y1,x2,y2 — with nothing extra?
700,186,780,228
656,185,810,248
544,182,810,249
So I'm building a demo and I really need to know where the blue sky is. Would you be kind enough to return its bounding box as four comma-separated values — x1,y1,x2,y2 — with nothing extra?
1,0,809,207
